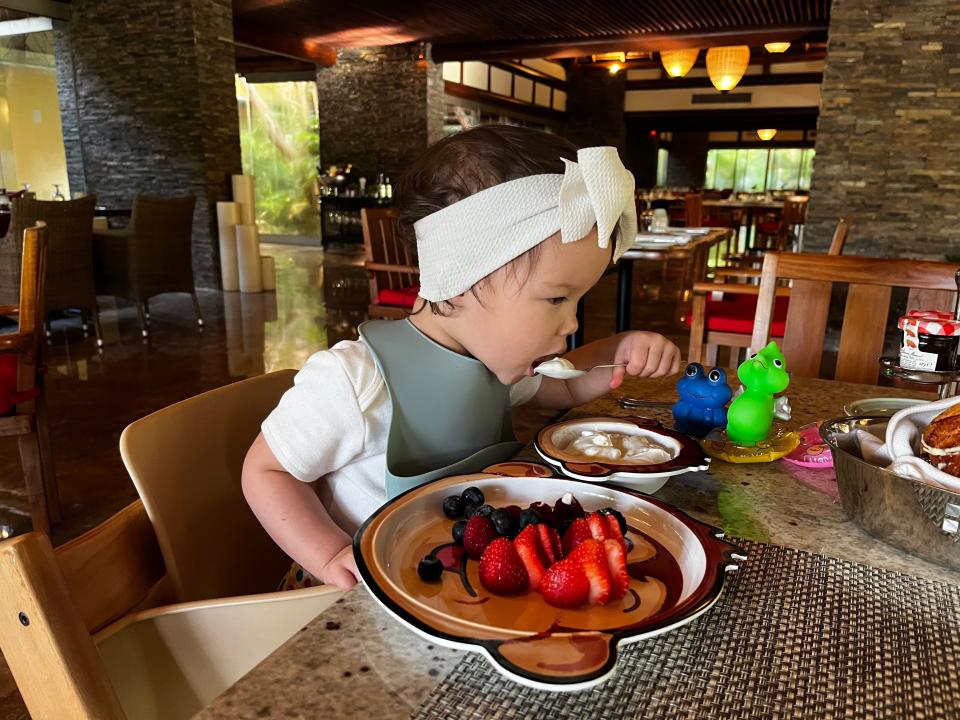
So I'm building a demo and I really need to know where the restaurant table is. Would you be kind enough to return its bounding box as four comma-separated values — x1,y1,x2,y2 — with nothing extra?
703,198,785,250
197,374,958,720
615,228,733,332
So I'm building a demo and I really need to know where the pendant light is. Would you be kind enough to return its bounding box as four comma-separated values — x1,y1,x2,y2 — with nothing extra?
756,129,778,141
705,45,750,92
764,42,791,53
660,48,699,78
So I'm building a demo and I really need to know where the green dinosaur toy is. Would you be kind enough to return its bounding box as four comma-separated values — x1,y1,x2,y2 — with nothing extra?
726,342,790,445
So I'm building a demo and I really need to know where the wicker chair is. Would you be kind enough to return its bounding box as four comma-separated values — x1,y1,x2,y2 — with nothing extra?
93,195,201,338
0,196,101,345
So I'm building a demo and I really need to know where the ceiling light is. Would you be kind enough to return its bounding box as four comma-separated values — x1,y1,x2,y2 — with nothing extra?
609,63,622,75
659,48,699,78
757,129,778,141
706,46,751,92
764,42,791,53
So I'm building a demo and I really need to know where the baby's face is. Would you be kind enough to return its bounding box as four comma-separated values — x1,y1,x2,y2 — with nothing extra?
451,227,611,384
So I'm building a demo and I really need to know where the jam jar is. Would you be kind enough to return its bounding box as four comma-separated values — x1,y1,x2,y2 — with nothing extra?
898,310,960,372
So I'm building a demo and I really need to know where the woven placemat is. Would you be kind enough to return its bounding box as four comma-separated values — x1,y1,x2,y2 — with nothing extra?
410,541,960,720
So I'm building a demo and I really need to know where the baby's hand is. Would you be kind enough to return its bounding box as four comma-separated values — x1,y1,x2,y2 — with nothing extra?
610,332,681,388
317,544,361,590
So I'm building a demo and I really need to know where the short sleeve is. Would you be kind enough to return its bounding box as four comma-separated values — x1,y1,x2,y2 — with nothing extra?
261,341,378,482
509,374,543,407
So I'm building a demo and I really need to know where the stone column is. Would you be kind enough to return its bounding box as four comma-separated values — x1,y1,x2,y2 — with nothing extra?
806,0,960,257
564,65,627,153
54,0,241,288
315,44,444,181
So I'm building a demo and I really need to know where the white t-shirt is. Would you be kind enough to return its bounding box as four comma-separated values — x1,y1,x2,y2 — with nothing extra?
261,339,542,534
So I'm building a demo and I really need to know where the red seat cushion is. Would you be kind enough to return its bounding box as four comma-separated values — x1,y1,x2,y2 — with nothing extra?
683,294,788,337
757,221,780,234
376,285,419,309
702,216,735,228
0,353,17,415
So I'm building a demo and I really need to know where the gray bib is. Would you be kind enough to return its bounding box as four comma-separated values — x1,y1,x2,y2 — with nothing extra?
359,319,523,499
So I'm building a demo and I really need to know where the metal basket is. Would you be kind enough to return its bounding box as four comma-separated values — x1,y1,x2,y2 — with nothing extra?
821,416,960,570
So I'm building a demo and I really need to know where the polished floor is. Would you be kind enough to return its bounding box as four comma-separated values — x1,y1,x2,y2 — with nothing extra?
0,241,690,718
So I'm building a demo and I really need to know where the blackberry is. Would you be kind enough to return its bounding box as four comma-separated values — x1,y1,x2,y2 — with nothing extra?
461,486,485,507
442,494,465,519
490,507,515,537
518,508,541,531
474,504,494,518
452,520,467,544
417,556,443,582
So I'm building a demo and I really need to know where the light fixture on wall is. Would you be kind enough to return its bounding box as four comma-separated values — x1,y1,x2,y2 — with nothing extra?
659,48,699,78
764,42,791,53
706,45,750,92
609,62,622,75
756,128,778,141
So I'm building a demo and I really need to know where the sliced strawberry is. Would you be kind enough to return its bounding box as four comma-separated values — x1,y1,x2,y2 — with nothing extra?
603,513,625,544
463,515,498,560
537,525,562,565
568,539,612,605
561,517,593,556
586,512,612,542
479,538,529,594
513,525,549,591
541,558,590,609
603,538,629,601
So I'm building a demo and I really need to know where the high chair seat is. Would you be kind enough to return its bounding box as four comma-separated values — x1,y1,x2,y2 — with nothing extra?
683,295,789,337
377,284,419,309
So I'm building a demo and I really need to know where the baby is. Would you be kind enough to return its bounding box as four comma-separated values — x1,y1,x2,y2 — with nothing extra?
242,126,680,590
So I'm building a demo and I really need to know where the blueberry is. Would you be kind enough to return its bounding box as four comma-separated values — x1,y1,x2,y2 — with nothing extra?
518,508,541,531
417,556,443,582
601,507,628,534
442,495,465,519
463,504,479,519
461,486,484,507
452,520,467,544
490,508,515,536
474,504,494,518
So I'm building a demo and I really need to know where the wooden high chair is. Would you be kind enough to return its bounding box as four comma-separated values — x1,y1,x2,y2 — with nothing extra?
361,207,419,320
0,371,344,719
0,222,60,533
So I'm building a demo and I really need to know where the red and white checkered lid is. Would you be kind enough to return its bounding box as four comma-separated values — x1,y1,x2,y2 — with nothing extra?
898,310,960,337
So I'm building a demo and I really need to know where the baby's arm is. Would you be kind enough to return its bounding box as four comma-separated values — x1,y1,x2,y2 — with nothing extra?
242,433,359,590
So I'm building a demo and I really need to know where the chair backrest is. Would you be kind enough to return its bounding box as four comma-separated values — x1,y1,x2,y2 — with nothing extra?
15,223,47,392
751,253,960,384
0,500,165,719
119,370,296,602
7,196,97,312
684,193,703,227
361,207,418,301
129,195,197,296
827,218,849,256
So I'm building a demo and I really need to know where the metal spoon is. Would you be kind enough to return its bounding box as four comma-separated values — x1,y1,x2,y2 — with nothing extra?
534,360,627,379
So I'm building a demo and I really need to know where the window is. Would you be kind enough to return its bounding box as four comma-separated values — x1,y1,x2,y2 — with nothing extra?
704,148,815,192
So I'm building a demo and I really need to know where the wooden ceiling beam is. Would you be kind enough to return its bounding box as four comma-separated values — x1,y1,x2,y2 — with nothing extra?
232,25,337,67
430,25,827,62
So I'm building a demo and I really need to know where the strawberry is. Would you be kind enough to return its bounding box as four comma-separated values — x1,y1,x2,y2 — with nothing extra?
561,517,593,556
537,525,562,565
513,525,549,591
568,539,612,605
541,558,590,609
479,538,529,594
603,538,629,601
463,515,498,560
603,512,625,544
586,512,612,542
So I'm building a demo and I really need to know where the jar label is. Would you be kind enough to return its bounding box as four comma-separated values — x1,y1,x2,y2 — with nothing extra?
900,345,938,371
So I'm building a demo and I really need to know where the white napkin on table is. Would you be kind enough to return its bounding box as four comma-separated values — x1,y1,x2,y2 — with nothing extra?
856,395,960,492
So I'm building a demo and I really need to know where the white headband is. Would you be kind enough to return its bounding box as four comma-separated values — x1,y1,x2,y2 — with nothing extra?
413,146,637,302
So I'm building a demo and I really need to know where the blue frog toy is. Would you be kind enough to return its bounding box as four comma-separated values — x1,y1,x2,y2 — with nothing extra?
672,363,733,438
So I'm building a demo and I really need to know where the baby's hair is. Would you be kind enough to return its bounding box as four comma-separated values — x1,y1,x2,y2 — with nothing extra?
395,125,579,315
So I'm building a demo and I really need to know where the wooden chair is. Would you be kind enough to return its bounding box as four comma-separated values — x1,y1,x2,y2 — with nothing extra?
755,197,808,252
687,219,848,366
752,253,959,384
684,193,703,227
93,195,202,339
0,371,344,720
0,222,59,534
361,207,419,320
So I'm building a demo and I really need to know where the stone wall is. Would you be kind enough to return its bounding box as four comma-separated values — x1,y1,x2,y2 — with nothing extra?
54,0,241,288
564,65,626,153
315,45,444,182
806,0,960,257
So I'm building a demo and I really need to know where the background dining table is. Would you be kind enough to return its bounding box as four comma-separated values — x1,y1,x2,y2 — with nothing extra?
197,373,954,720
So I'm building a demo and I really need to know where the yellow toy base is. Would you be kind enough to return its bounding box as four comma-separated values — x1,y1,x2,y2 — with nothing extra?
701,423,800,464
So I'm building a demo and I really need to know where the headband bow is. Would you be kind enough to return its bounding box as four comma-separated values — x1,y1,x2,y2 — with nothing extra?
414,146,636,302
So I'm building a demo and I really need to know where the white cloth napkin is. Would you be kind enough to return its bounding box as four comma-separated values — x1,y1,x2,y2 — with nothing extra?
856,396,960,492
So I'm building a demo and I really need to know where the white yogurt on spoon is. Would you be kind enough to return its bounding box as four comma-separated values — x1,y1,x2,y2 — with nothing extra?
533,356,586,379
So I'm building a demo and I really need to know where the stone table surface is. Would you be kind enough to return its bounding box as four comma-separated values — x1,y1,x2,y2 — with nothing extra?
197,374,950,720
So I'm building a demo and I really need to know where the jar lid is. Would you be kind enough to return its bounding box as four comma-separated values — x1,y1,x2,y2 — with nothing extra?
899,310,960,337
